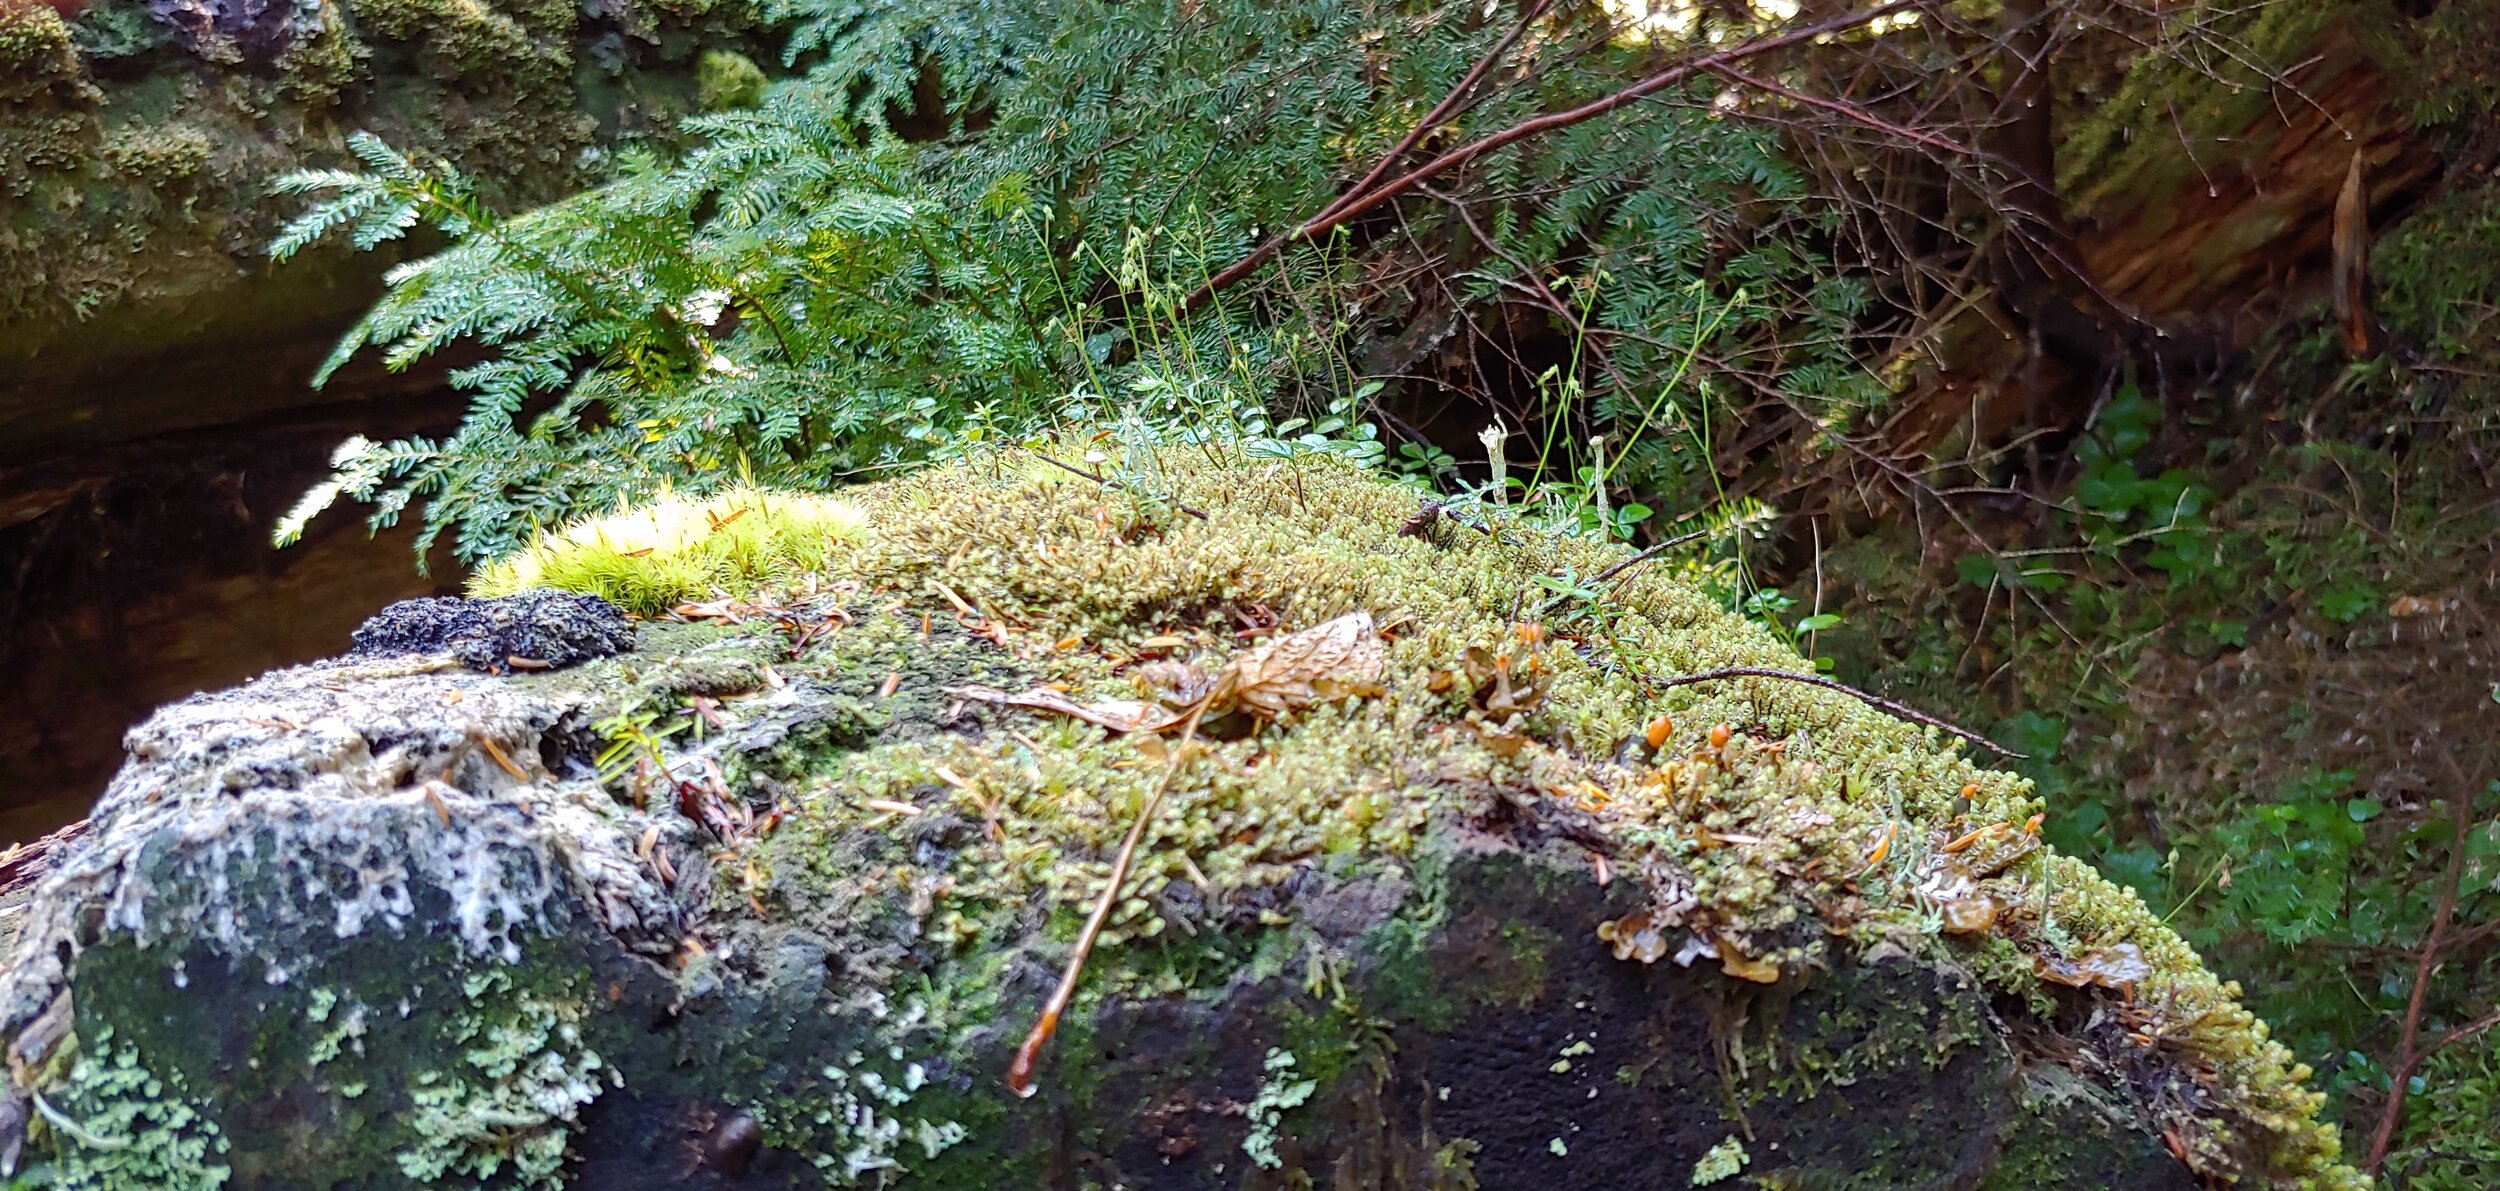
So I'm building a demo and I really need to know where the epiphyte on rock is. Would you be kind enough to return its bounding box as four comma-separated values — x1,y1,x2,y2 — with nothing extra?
352,590,636,675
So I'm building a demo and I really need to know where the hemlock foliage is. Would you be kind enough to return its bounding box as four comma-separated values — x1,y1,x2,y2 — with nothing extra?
272,0,1872,565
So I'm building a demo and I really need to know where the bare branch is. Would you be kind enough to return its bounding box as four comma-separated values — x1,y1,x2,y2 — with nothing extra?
1188,1,1925,308
1644,665,2021,757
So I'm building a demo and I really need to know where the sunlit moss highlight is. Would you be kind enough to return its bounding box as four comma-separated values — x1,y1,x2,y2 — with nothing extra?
468,487,867,614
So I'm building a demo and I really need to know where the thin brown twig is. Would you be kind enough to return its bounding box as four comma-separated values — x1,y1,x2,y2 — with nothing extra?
2365,739,2489,1173
1588,526,1718,587
1006,699,1211,1097
1532,527,1717,620
1316,0,1558,227
0,820,88,898
1647,666,2021,756
1704,63,1983,161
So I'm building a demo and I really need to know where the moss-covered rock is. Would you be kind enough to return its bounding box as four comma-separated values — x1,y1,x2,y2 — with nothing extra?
0,450,2358,1187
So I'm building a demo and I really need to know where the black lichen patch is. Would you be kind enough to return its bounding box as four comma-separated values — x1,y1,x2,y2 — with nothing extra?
353,590,636,674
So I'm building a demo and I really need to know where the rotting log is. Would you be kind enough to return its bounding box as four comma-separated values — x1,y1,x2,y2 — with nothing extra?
1871,5,2444,466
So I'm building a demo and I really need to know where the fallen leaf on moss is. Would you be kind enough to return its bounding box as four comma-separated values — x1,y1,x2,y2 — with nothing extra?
2037,942,2151,991
1131,660,1216,706
1222,611,1385,719
1938,895,1998,934
1598,912,1669,963
954,612,1384,731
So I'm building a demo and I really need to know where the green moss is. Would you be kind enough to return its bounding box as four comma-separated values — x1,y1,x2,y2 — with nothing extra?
2057,2,2355,217
1737,964,1989,1104
350,0,559,68
2372,179,2500,371
469,486,869,614
100,124,214,187
275,4,363,105
2387,1041,2500,1189
0,3,79,78
696,48,767,111
0,0,768,357
0,3,96,200
501,445,2356,1186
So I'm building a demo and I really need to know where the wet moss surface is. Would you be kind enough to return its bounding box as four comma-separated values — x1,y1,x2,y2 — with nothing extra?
0,449,2358,1187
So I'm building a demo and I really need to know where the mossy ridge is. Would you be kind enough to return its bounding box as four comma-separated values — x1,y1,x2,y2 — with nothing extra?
565,446,2349,1185
2055,1,2361,215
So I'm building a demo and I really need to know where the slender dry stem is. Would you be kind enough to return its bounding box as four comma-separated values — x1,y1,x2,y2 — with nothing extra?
1006,699,1212,1097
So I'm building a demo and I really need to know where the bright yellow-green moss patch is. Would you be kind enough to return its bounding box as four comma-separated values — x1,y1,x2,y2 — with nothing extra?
536,446,2359,1187
469,486,866,614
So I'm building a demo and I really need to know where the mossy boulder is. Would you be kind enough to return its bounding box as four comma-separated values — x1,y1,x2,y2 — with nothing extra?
0,450,2358,1187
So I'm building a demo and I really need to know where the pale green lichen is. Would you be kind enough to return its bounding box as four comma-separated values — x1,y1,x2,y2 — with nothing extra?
39,1027,231,1191
305,988,370,1067
1690,1134,1748,1185
1242,1048,1318,1170
470,486,869,614
751,1041,968,1185
394,970,606,1190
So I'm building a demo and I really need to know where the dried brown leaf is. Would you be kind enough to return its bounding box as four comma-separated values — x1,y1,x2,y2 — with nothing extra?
951,611,1382,734
1131,660,1217,708
1719,948,1781,984
1219,611,1385,720
2036,942,2151,991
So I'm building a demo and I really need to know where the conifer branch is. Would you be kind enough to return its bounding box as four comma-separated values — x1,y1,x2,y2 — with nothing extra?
1314,0,1557,228
1187,0,1924,309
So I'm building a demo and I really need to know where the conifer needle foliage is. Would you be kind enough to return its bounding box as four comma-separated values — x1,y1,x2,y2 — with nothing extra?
275,0,1876,565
